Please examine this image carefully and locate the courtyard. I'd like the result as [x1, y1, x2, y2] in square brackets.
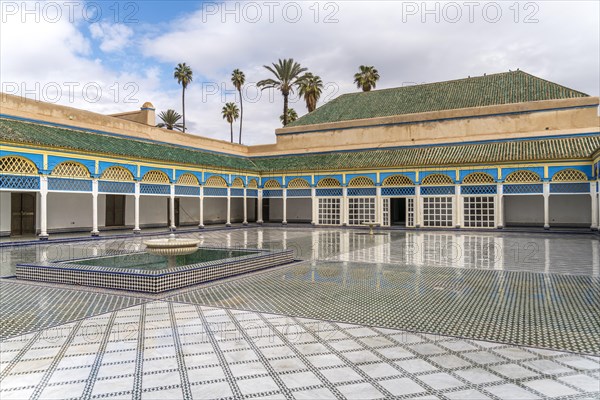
[0, 227, 598, 399]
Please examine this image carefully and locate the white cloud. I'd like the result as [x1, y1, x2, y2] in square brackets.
[1, 1, 598, 146]
[89, 22, 134, 53]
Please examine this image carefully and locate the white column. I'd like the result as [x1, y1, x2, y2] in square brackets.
[311, 187, 317, 225]
[415, 186, 421, 228]
[226, 187, 231, 227]
[342, 186, 348, 226]
[376, 186, 382, 223]
[496, 183, 504, 229]
[169, 184, 176, 231]
[282, 188, 288, 225]
[199, 187, 204, 228]
[257, 189, 263, 224]
[243, 188, 248, 226]
[91, 179, 99, 236]
[591, 182, 598, 230]
[39, 175, 48, 240]
[454, 185, 461, 228]
[133, 182, 141, 233]
[543, 181, 550, 230]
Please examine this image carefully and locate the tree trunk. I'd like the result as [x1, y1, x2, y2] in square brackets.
[283, 94, 289, 126]
[238, 88, 243, 144]
[182, 87, 186, 133]
[230, 122, 233, 143]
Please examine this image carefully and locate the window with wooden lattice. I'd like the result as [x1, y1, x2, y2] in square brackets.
[100, 166, 134, 181]
[382, 175, 414, 186]
[347, 176, 375, 187]
[421, 174, 454, 185]
[51, 161, 90, 178]
[0, 156, 38, 175]
[177, 173, 199, 186]
[248, 179, 258, 188]
[204, 176, 227, 187]
[504, 170, 541, 183]
[142, 170, 170, 183]
[263, 180, 281, 188]
[287, 178, 310, 188]
[551, 169, 587, 182]
[231, 177, 245, 187]
[462, 172, 495, 184]
[317, 178, 341, 187]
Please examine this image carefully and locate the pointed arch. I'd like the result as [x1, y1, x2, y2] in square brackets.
[231, 177, 245, 187]
[247, 179, 258, 189]
[0, 156, 38, 175]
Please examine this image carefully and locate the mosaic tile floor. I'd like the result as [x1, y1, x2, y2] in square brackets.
[1, 301, 599, 400]
[1, 228, 599, 398]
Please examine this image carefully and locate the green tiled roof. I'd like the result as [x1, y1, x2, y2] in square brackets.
[253, 135, 600, 172]
[1, 118, 598, 174]
[288, 70, 589, 127]
[0, 119, 259, 171]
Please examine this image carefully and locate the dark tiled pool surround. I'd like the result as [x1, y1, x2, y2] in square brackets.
[15, 247, 295, 293]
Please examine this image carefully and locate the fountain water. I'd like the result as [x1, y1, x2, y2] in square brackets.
[143, 234, 200, 267]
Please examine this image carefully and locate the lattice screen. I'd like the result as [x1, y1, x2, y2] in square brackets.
[0, 156, 38, 175]
[204, 175, 227, 187]
[101, 166, 134, 181]
[142, 170, 170, 183]
[317, 178, 341, 187]
[287, 178, 310, 188]
[504, 170, 541, 183]
[231, 177, 245, 187]
[462, 172, 495, 184]
[263, 179, 281, 188]
[421, 174, 454, 185]
[51, 162, 90, 178]
[247, 179, 258, 188]
[382, 175, 414, 186]
[177, 173, 199, 186]
[551, 169, 587, 182]
[347, 176, 375, 187]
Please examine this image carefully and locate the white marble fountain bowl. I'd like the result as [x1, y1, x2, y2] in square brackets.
[144, 234, 200, 257]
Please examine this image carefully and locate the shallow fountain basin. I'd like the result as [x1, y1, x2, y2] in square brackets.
[16, 247, 295, 293]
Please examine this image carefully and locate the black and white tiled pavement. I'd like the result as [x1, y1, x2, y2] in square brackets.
[1, 228, 599, 399]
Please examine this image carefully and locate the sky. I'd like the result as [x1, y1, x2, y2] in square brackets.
[1, 0, 599, 145]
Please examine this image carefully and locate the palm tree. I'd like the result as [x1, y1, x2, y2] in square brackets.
[156, 109, 184, 131]
[222, 102, 239, 143]
[354, 65, 380, 92]
[257, 58, 307, 126]
[174, 63, 193, 132]
[298, 73, 323, 112]
[280, 108, 298, 125]
[231, 69, 245, 144]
